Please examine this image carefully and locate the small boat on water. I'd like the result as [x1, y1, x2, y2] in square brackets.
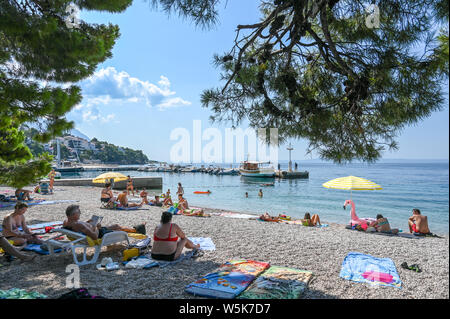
[239, 161, 275, 177]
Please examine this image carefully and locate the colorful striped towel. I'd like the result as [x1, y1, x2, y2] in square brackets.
[339, 252, 402, 289]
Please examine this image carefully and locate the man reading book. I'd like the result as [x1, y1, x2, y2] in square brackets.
[63, 205, 141, 240]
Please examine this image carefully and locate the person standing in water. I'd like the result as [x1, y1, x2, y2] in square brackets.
[258, 189, 263, 198]
[177, 183, 184, 196]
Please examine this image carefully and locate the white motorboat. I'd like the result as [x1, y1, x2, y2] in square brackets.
[239, 161, 275, 177]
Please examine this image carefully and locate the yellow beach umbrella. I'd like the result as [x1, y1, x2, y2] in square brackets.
[92, 172, 128, 184]
[322, 175, 382, 198]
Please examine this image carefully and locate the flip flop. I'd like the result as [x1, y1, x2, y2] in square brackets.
[192, 249, 204, 258]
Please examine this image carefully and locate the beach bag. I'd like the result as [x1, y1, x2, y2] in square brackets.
[58, 288, 106, 299]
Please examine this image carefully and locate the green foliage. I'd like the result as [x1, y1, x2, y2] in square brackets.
[164, 0, 449, 163]
[0, 0, 131, 188]
[88, 140, 149, 164]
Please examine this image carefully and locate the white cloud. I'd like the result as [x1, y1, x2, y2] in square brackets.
[80, 67, 191, 109]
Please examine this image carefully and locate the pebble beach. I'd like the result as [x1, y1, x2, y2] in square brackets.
[0, 186, 448, 299]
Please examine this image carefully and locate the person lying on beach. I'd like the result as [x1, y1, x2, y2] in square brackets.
[163, 189, 173, 206]
[151, 211, 200, 262]
[408, 209, 431, 235]
[259, 212, 279, 222]
[63, 204, 143, 240]
[126, 175, 135, 196]
[101, 183, 115, 208]
[140, 188, 149, 205]
[2, 202, 43, 246]
[117, 190, 143, 208]
[177, 194, 209, 216]
[301, 212, 321, 227]
[150, 195, 162, 207]
[14, 188, 32, 201]
[0, 234, 36, 262]
[370, 214, 399, 234]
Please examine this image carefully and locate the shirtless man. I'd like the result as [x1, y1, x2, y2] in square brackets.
[117, 190, 143, 208]
[408, 209, 431, 235]
[140, 188, 149, 205]
[63, 205, 129, 240]
[150, 195, 162, 207]
[2, 202, 42, 245]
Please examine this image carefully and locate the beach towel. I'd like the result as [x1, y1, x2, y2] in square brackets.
[22, 244, 62, 255]
[124, 250, 197, 269]
[219, 212, 257, 219]
[0, 221, 63, 234]
[238, 266, 314, 299]
[185, 259, 270, 299]
[339, 252, 402, 289]
[188, 237, 216, 251]
[281, 220, 329, 228]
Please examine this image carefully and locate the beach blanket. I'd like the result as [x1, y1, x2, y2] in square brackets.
[0, 288, 47, 299]
[188, 237, 216, 251]
[339, 252, 402, 289]
[0, 199, 77, 209]
[280, 220, 329, 228]
[22, 244, 62, 255]
[185, 259, 270, 299]
[238, 266, 314, 299]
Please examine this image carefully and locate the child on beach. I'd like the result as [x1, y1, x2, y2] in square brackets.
[140, 188, 149, 205]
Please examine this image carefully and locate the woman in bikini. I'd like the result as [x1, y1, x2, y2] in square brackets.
[101, 183, 115, 208]
[126, 176, 135, 196]
[163, 189, 173, 207]
[151, 211, 200, 261]
[370, 214, 399, 234]
[2, 202, 42, 246]
[301, 212, 321, 226]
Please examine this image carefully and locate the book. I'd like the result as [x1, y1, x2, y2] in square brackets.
[89, 215, 103, 227]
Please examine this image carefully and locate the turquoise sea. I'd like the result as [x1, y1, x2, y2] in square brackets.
[63, 160, 449, 234]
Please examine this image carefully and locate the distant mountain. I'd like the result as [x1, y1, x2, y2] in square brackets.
[69, 129, 90, 141]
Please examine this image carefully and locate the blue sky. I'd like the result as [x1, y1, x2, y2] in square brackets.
[67, 0, 449, 162]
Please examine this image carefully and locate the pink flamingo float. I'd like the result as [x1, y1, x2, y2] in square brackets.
[343, 200, 376, 228]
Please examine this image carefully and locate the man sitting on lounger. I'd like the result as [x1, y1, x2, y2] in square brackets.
[370, 214, 399, 234]
[117, 190, 143, 208]
[408, 209, 431, 235]
[15, 188, 32, 201]
[63, 205, 139, 240]
[2, 202, 43, 246]
[177, 194, 209, 216]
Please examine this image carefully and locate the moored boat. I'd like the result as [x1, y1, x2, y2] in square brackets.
[239, 161, 275, 177]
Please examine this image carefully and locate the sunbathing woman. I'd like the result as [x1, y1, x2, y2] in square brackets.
[101, 183, 115, 208]
[370, 214, 399, 234]
[0, 234, 36, 262]
[151, 211, 200, 261]
[259, 212, 279, 222]
[177, 194, 209, 216]
[14, 188, 32, 201]
[163, 189, 173, 207]
[2, 202, 43, 246]
[301, 212, 321, 226]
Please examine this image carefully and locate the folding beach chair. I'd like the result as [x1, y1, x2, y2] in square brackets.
[43, 228, 129, 266]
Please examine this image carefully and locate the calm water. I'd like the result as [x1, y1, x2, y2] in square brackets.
[63, 161, 449, 234]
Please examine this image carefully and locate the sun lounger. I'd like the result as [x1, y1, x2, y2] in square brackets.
[43, 228, 129, 266]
